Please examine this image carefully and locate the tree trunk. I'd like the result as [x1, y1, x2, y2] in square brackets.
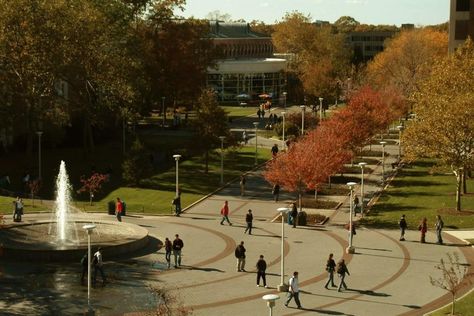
[454, 169, 462, 211]
[89, 193, 93, 206]
[328, 176, 331, 189]
[451, 293, 455, 316]
[298, 192, 302, 212]
[462, 168, 467, 194]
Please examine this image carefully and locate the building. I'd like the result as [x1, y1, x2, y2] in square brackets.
[347, 31, 396, 63]
[206, 22, 287, 103]
[449, 0, 474, 52]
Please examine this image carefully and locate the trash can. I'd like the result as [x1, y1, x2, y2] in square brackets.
[297, 211, 307, 226]
[287, 213, 293, 225]
[108, 201, 115, 215]
[122, 201, 127, 216]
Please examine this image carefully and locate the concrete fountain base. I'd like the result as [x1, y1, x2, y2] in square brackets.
[0, 220, 149, 262]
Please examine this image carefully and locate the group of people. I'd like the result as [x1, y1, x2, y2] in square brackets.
[324, 254, 350, 292]
[399, 214, 444, 244]
[163, 234, 184, 268]
[12, 197, 24, 222]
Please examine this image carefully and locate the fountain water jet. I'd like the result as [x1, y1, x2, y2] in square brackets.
[55, 160, 71, 241]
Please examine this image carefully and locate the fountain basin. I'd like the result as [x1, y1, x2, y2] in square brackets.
[0, 220, 149, 262]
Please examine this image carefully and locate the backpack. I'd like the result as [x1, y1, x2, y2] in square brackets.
[337, 264, 345, 274]
[234, 247, 241, 258]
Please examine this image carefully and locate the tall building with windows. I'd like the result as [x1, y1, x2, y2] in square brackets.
[449, 0, 474, 52]
[347, 31, 396, 63]
[207, 21, 287, 103]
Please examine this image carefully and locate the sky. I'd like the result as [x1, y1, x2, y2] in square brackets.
[178, 0, 450, 26]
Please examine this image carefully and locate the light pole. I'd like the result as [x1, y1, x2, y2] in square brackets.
[380, 141, 387, 180]
[219, 136, 225, 185]
[253, 122, 259, 165]
[282, 92, 287, 109]
[281, 111, 286, 151]
[83, 224, 96, 315]
[262, 294, 280, 316]
[173, 154, 181, 196]
[397, 125, 404, 159]
[36, 131, 43, 180]
[319, 97, 324, 121]
[300, 105, 306, 135]
[358, 162, 367, 217]
[277, 207, 290, 292]
[346, 182, 356, 254]
[161, 97, 166, 127]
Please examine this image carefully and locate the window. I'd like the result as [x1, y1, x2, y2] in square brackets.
[455, 20, 469, 40]
[456, 0, 470, 11]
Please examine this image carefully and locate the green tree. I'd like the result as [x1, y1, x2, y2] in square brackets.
[333, 16, 360, 33]
[122, 138, 153, 186]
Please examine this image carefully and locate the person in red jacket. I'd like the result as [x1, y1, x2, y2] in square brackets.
[115, 197, 123, 222]
[220, 200, 232, 225]
[419, 217, 428, 243]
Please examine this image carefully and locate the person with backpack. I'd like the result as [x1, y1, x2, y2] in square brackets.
[324, 253, 336, 289]
[399, 214, 407, 241]
[164, 237, 172, 268]
[235, 241, 246, 272]
[285, 271, 302, 309]
[256, 255, 267, 288]
[435, 215, 444, 244]
[93, 247, 106, 286]
[336, 259, 350, 292]
[244, 209, 253, 235]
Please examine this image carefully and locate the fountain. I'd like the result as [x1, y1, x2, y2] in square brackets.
[0, 161, 149, 262]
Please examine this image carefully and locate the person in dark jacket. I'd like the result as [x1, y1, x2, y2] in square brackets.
[272, 184, 280, 202]
[256, 255, 267, 288]
[235, 241, 246, 272]
[290, 203, 298, 228]
[164, 237, 172, 268]
[244, 209, 253, 235]
[336, 259, 350, 292]
[324, 253, 336, 289]
[172, 234, 184, 268]
[399, 214, 407, 241]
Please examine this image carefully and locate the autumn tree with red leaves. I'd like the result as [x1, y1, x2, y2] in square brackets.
[78, 173, 108, 205]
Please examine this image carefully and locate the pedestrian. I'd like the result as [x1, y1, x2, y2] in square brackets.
[93, 247, 106, 285]
[353, 195, 359, 214]
[256, 255, 267, 288]
[235, 241, 246, 272]
[242, 130, 248, 145]
[244, 209, 253, 234]
[324, 253, 337, 289]
[12, 199, 21, 222]
[240, 175, 246, 196]
[290, 202, 298, 228]
[172, 192, 181, 216]
[399, 214, 407, 241]
[220, 200, 232, 225]
[257, 109, 261, 119]
[271, 144, 279, 158]
[172, 234, 184, 268]
[115, 197, 123, 222]
[336, 259, 350, 292]
[272, 183, 280, 202]
[164, 237, 172, 268]
[435, 215, 444, 244]
[80, 252, 88, 285]
[285, 271, 302, 309]
[418, 217, 428, 243]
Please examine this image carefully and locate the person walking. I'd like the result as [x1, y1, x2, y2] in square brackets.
[256, 255, 267, 288]
[93, 247, 106, 286]
[115, 197, 123, 222]
[240, 175, 246, 196]
[80, 252, 88, 285]
[272, 183, 280, 202]
[324, 253, 337, 289]
[242, 130, 248, 145]
[172, 192, 181, 216]
[244, 209, 253, 234]
[271, 144, 279, 159]
[336, 259, 350, 292]
[172, 234, 184, 268]
[399, 214, 407, 241]
[220, 200, 232, 225]
[285, 271, 302, 309]
[418, 217, 428, 243]
[164, 237, 172, 268]
[290, 203, 298, 228]
[235, 241, 246, 272]
[435, 215, 444, 244]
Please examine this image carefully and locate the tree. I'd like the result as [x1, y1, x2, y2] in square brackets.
[77, 173, 108, 205]
[333, 16, 360, 33]
[192, 89, 230, 173]
[403, 40, 474, 211]
[430, 252, 470, 316]
[122, 138, 153, 186]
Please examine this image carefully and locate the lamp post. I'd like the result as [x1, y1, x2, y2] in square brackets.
[358, 162, 367, 217]
[277, 207, 290, 292]
[346, 182, 356, 254]
[173, 154, 181, 196]
[219, 136, 225, 185]
[253, 122, 259, 165]
[83, 224, 96, 315]
[281, 111, 286, 151]
[300, 105, 306, 135]
[262, 294, 280, 316]
[282, 91, 287, 109]
[36, 131, 43, 180]
[161, 97, 166, 127]
[380, 141, 387, 180]
[397, 125, 404, 159]
[319, 97, 324, 121]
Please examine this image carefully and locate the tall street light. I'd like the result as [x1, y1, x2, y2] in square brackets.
[358, 162, 367, 217]
[300, 105, 306, 135]
[36, 131, 43, 180]
[173, 154, 181, 196]
[262, 294, 280, 316]
[281, 111, 286, 151]
[253, 122, 259, 165]
[161, 97, 166, 127]
[397, 125, 404, 160]
[380, 141, 387, 180]
[219, 136, 225, 185]
[346, 182, 356, 254]
[277, 207, 290, 292]
[83, 224, 96, 315]
[319, 97, 324, 121]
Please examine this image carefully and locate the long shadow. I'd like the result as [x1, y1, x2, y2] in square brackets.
[347, 288, 391, 297]
[188, 266, 225, 273]
[391, 179, 444, 187]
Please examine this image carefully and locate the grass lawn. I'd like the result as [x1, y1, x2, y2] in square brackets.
[361, 159, 474, 229]
[428, 290, 474, 316]
[221, 105, 257, 120]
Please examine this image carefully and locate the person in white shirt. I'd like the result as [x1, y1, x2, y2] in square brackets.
[93, 247, 106, 285]
[285, 271, 302, 309]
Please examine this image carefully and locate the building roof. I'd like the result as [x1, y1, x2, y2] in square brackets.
[208, 21, 270, 39]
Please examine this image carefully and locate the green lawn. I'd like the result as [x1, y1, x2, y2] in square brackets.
[221, 105, 257, 120]
[428, 290, 474, 316]
[361, 159, 474, 229]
